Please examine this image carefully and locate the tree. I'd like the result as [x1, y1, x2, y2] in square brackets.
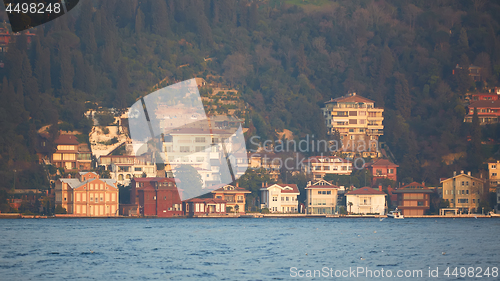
[151, 0, 170, 36]
[54, 205, 67, 214]
[467, 108, 483, 172]
[348, 201, 353, 214]
[173, 165, 203, 200]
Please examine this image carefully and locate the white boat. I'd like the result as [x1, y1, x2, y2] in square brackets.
[387, 209, 404, 219]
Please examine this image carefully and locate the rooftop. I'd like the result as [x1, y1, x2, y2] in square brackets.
[346, 186, 386, 195]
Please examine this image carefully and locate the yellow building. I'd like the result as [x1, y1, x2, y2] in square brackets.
[322, 93, 383, 156]
[488, 161, 500, 187]
[211, 183, 251, 213]
[440, 171, 486, 214]
[305, 179, 339, 214]
[55, 172, 119, 216]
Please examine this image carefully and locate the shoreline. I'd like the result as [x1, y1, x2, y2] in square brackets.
[0, 213, 497, 219]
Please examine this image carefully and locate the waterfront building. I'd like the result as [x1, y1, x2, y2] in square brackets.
[440, 171, 486, 214]
[488, 161, 500, 187]
[345, 186, 386, 215]
[55, 172, 118, 216]
[211, 183, 251, 213]
[393, 182, 433, 216]
[183, 198, 227, 217]
[130, 177, 183, 217]
[305, 179, 338, 215]
[260, 183, 300, 213]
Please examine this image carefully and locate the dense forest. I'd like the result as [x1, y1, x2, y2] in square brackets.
[1, 0, 500, 202]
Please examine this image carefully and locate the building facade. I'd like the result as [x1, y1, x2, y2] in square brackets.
[260, 183, 300, 213]
[305, 179, 339, 215]
[55, 172, 119, 216]
[440, 171, 486, 214]
[183, 198, 227, 217]
[488, 161, 500, 187]
[211, 183, 250, 213]
[366, 159, 399, 185]
[99, 155, 157, 186]
[130, 177, 183, 217]
[393, 182, 433, 216]
[345, 187, 386, 215]
[322, 93, 384, 156]
[464, 100, 500, 124]
[51, 134, 80, 171]
[302, 156, 352, 180]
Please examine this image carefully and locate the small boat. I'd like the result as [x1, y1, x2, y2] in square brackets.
[387, 209, 404, 219]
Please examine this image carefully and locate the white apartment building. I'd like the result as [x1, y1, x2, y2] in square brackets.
[322, 93, 383, 155]
[98, 155, 157, 186]
[260, 183, 300, 213]
[302, 156, 352, 180]
[305, 179, 339, 214]
[488, 161, 500, 187]
[345, 186, 386, 215]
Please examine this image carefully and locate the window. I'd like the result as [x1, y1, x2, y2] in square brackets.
[318, 191, 322, 195]
[135, 167, 142, 172]
[376, 169, 382, 175]
[315, 166, 321, 171]
[272, 197, 277, 202]
[286, 197, 289, 201]
[327, 191, 331, 195]
[281, 197, 284, 201]
[466, 181, 469, 186]
[417, 201, 424, 206]
[195, 146, 205, 152]
[461, 181, 464, 186]
[323, 166, 330, 170]
[388, 169, 394, 174]
[195, 137, 206, 143]
[180, 146, 190, 152]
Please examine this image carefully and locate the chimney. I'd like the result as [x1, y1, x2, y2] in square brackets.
[68, 174, 71, 178]
[421, 182, 425, 187]
[460, 170, 464, 174]
[236, 182, 239, 187]
[378, 185, 382, 191]
[453, 171, 457, 177]
[468, 171, 471, 176]
[262, 182, 264, 188]
[352, 92, 356, 96]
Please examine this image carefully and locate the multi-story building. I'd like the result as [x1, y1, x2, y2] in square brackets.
[51, 134, 80, 171]
[464, 100, 500, 124]
[98, 155, 157, 186]
[247, 153, 282, 180]
[440, 171, 486, 214]
[302, 156, 352, 180]
[0, 26, 35, 53]
[130, 177, 183, 217]
[77, 143, 92, 171]
[393, 182, 433, 216]
[488, 161, 500, 187]
[345, 186, 386, 215]
[305, 179, 339, 215]
[211, 183, 251, 213]
[366, 159, 399, 185]
[469, 88, 500, 102]
[55, 172, 119, 216]
[322, 92, 383, 156]
[260, 183, 300, 213]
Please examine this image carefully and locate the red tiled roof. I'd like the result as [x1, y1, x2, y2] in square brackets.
[325, 95, 375, 104]
[132, 177, 179, 183]
[468, 100, 500, 108]
[367, 159, 398, 167]
[346, 186, 386, 195]
[55, 134, 79, 145]
[393, 182, 434, 193]
[183, 198, 227, 203]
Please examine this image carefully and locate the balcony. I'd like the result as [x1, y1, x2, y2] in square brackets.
[237, 200, 244, 203]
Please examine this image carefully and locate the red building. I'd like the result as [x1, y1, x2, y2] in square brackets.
[366, 159, 398, 185]
[131, 178, 183, 217]
[183, 198, 227, 217]
[465, 100, 500, 124]
[393, 182, 434, 216]
[0, 27, 35, 53]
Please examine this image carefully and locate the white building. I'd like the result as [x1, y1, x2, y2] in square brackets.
[98, 155, 157, 186]
[345, 186, 386, 215]
[302, 156, 352, 180]
[488, 161, 500, 187]
[305, 179, 339, 215]
[260, 183, 300, 213]
[322, 92, 383, 157]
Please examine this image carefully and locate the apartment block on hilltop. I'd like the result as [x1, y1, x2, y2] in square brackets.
[55, 172, 118, 216]
[305, 179, 339, 215]
[322, 93, 383, 157]
[440, 171, 486, 214]
[302, 156, 352, 180]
